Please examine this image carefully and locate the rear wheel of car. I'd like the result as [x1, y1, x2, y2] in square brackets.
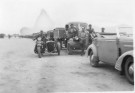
[67, 43, 72, 55]
[89, 50, 99, 67]
[124, 57, 134, 85]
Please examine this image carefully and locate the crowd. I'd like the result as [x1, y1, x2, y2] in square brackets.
[66, 24, 96, 55]
[33, 23, 97, 55]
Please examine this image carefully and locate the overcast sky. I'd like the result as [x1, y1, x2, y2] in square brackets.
[0, 0, 133, 34]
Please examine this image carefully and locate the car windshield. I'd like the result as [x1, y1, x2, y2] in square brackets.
[118, 27, 133, 37]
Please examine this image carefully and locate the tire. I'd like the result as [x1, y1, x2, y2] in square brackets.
[89, 50, 99, 67]
[124, 57, 134, 84]
[34, 45, 38, 53]
[37, 46, 42, 58]
[67, 43, 72, 55]
[57, 42, 61, 55]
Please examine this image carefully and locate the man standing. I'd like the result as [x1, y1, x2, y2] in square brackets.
[79, 27, 86, 56]
[87, 24, 93, 33]
[68, 24, 78, 38]
[87, 24, 95, 44]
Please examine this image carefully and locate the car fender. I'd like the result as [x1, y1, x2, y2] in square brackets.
[115, 50, 133, 71]
[85, 44, 98, 57]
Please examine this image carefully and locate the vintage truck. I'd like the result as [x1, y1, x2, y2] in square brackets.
[85, 27, 134, 84]
[47, 30, 54, 40]
[53, 28, 66, 49]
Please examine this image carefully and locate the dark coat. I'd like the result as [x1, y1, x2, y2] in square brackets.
[34, 34, 47, 43]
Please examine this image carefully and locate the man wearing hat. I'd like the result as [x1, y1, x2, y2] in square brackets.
[79, 27, 87, 55]
[68, 24, 78, 38]
[33, 30, 47, 53]
[87, 24, 95, 45]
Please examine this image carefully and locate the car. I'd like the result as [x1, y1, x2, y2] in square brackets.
[85, 26, 134, 84]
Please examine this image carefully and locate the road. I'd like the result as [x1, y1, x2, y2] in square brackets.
[0, 38, 134, 93]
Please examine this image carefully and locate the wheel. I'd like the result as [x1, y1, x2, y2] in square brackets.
[89, 50, 99, 67]
[34, 45, 37, 53]
[124, 57, 134, 84]
[57, 42, 61, 55]
[37, 46, 42, 58]
[67, 43, 72, 55]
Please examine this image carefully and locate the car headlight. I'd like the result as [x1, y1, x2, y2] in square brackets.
[37, 37, 42, 40]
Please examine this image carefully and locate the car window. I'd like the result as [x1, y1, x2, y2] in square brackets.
[97, 26, 133, 38]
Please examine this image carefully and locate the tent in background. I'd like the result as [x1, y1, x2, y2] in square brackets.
[20, 9, 54, 35]
[34, 9, 54, 33]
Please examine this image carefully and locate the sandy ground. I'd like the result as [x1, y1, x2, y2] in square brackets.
[0, 38, 134, 93]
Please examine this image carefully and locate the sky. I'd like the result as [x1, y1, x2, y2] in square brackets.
[0, 0, 133, 34]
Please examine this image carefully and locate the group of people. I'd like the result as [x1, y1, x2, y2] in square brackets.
[66, 24, 96, 55]
[33, 23, 96, 55]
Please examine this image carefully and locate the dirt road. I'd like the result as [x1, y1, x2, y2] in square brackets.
[0, 38, 134, 93]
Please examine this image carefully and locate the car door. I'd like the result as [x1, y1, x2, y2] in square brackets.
[119, 37, 133, 54]
[97, 36, 119, 65]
